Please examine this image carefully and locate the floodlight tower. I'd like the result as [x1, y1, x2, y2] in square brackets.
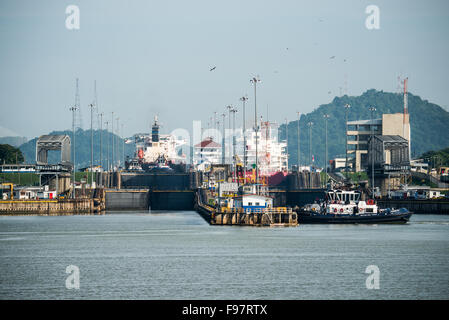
[250, 76, 261, 190]
[240, 96, 248, 183]
[69, 105, 78, 199]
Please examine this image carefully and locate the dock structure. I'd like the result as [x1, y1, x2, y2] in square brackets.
[195, 192, 298, 227]
[0, 198, 104, 215]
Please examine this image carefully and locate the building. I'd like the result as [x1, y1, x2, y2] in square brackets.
[368, 135, 410, 173]
[193, 137, 222, 171]
[347, 113, 410, 172]
[367, 135, 410, 195]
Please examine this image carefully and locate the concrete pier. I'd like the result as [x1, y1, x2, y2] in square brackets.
[0, 198, 103, 215]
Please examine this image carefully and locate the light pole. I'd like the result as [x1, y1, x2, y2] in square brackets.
[99, 113, 103, 171]
[231, 107, 238, 182]
[250, 76, 261, 190]
[111, 111, 114, 171]
[116, 117, 120, 168]
[297, 112, 301, 170]
[89, 103, 95, 187]
[121, 123, 124, 168]
[226, 105, 233, 165]
[369, 106, 376, 199]
[344, 104, 351, 177]
[308, 121, 314, 188]
[221, 113, 226, 165]
[285, 118, 289, 170]
[323, 114, 330, 187]
[240, 96, 248, 184]
[105, 121, 109, 172]
[69, 105, 78, 199]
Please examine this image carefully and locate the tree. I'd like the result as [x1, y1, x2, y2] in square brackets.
[0, 144, 24, 164]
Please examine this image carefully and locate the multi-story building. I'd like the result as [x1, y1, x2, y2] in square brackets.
[193, 137, 222, 171]
[347, 113, 410, 172]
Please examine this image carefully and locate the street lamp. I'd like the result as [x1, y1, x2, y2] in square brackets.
[105, 120, 110, 172]
[121, 122, 124, 169]
[116, 117, 120, 168]
[344, 104, 351, 177]
[323, 114, 330, 187]
[240, 96, 248, 184]
[231, 107, 238, 182]
[69, 105, 78, 199]
[99, 112, 104, 172]
[285, 118, 289, 170]
[111, 111, 114, 171]
[297, 112, 301, 170]
[250, 76, 261, 189]
[221, 113, 226, 165]
[308, 121, 314, 188]
[89, 103, 95, 187]
[226, 105, 233, 165]
[369, 106, 376, 199]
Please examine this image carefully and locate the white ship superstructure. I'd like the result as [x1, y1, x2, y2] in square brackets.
[133, 116, 187, 165]
[235, 121, 288, 175]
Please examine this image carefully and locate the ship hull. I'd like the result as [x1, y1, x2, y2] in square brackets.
[296, 208, 412, 224]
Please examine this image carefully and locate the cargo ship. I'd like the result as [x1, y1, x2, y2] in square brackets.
[125, 116, 187, 173]
[296, 189, 412, 224]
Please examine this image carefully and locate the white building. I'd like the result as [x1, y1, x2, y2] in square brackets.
[194, 137, 222, 171]
[233, 194, 273, 211]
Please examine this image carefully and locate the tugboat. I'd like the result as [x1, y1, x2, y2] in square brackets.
[297, 189, 412, 224]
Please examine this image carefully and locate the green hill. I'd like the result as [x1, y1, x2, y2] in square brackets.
[19, 129, 135, 169]
[280, 89, 449, 168]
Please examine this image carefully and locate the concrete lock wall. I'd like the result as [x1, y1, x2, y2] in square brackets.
[120, 173, 193, 190]
[150, 191, 195, 210]
[105, 190, 150, 210]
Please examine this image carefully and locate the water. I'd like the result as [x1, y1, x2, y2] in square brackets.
[0, 211, 448, 300]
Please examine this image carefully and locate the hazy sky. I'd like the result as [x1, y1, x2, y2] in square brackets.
[1, 0, 448, 139]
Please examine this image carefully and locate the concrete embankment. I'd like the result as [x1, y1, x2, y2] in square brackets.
[378, 199, 449, 214]
[0, 198, 102, 215]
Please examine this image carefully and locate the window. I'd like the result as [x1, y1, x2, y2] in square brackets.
[248, 202, 252, 206]
[255, 202, 260, 206]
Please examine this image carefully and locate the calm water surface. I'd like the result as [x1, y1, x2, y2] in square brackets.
[1, 211, 448, 299]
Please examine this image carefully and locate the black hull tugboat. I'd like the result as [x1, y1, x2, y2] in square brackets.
[296, 190, 412, 224]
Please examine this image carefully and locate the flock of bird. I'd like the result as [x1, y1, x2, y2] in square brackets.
[208, 17, 348, 97]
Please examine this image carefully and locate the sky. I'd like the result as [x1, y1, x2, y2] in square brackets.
[0, 0, 448, 139]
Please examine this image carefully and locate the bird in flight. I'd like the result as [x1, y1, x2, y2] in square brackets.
[210, 66, 216, 71]
[329, 56, 335, 59]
